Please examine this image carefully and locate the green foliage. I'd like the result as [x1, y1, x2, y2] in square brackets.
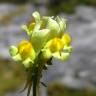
[0, 0, 27, 4]
[48, 0, 79, 15]
[48, 0, 96, 15]
[0, 0, 96, 14]
[83, 0, 96, 6]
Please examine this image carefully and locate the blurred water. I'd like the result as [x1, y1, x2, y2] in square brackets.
[0, 4, 96, 95]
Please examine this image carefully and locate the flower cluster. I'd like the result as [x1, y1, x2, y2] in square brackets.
[9, 11, 72, 96]
[9, 11, 72, 68]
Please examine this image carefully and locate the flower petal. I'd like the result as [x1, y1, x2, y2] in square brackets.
[22, 58, 33, 68]
[41, 49, 52, 60]
[32, 11, 40, 23]
[32, 11, 41, 32]
[12, 54, 22, 61]
[21, 25, 30, 35]
[63, 45, 72, 53]
[52, 52, 61, 59]
[31, 29, 50, 54]
[9, 46, 18, 56]
[18, 40, 36, 60]
[61, 33, 72, 45]
[60, 52, 70, 61]
[46, 18, 60, 39]
[52, 52, 70, 61]
[56, 16, 67, 36]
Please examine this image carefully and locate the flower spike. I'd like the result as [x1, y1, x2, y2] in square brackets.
[9, 11, 72, 96]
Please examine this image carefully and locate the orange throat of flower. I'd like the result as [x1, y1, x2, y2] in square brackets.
[49, 37, 64, 53]
[18, 40, 33, 59]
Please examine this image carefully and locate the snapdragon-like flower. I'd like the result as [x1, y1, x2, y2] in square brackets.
[9, 40, 36, 68]
[9, 11, 72, 96]
[42, 33, 72, 62]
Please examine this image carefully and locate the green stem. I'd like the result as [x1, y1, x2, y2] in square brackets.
[33, 68, 38, 96]
[33, 80, 36, 96]
[32, 52, 43, 96]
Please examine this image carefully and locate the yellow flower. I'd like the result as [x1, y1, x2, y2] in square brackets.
[9, 40, 36, 68]
[61, 33, 71, 45]
[42, 33, 72, 61]
[9, 11, 72, 68]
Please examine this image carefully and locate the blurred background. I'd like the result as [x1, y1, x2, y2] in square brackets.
[0, 0, 96, 96]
